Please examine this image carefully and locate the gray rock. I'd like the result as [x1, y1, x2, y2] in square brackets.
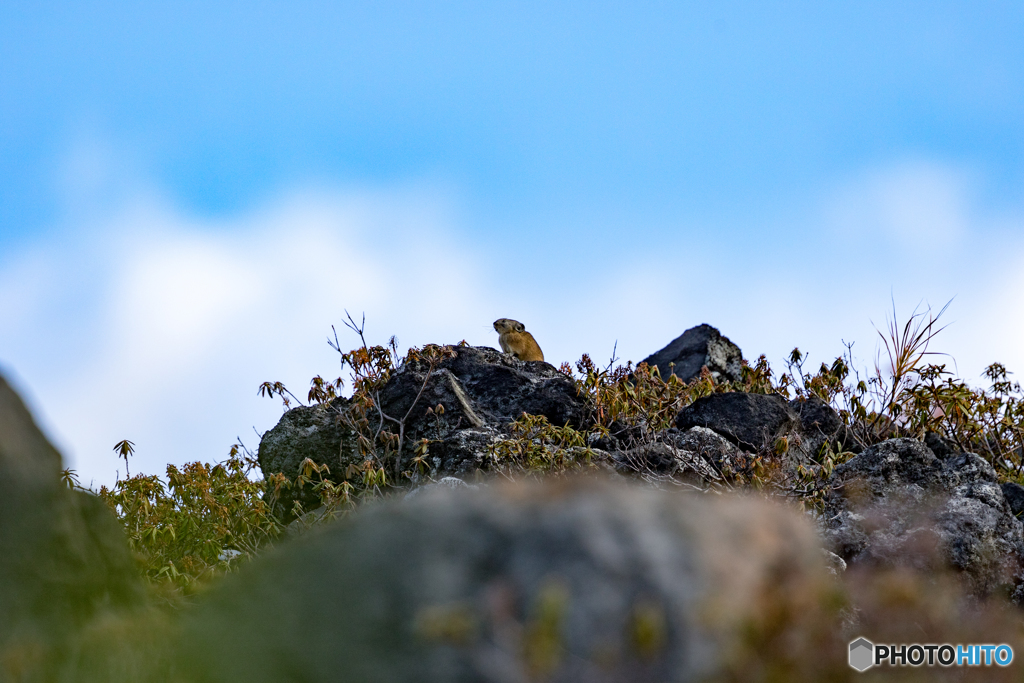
[425, 427, 503, 475]
[829, 438, 949, 495]
[257, 397, 358, 515]
[610, 427, 739, 485]
[176, 478, 834, 683]
[612, 442, 680, 475]
[639, 324, 743, 383]
[822, 438, 1024, 600]
[0, 372, 141, 657]
[670, 426, 742, 464]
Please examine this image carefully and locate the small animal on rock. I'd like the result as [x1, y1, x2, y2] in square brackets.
[493, 318, 545, 362]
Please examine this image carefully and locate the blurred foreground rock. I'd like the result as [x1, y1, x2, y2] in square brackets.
[0, 371, 141, 678]
[177, 478, 841, 683]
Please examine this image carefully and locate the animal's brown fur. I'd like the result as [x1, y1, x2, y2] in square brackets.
[493, 318, 544, 362]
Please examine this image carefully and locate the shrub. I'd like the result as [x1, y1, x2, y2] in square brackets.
[96, 444, 281, 597]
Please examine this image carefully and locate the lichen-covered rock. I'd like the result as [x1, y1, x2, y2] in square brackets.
[256, 397, 358, 514]
[176, 478, 841, 683]
[423, 427, 502, 475]
[672, 425, 742, 471]
[639, 324, 744, 383]
[829, 438, 949, 496]
[822, 438, 1024, 600]
[0, 372, 141, 669]
[613, 427, 736, 485]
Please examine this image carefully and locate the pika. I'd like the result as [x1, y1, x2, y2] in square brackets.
[493, 318, 545, 362]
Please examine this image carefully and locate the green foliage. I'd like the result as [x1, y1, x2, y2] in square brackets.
[570, 353, 697, 433]
[489, 413, 595, 474]
[97, 445, 281, 596]
[778, 302, 1024, 482]
[113, 439, 135, 476]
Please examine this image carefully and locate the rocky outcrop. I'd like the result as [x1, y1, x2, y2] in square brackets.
[0, 372, 141, 673]
[640, 324, 743, 383]
[823, 438, 1024, 600]
[378, 345, 587, 432]
[176, 478, 840, 683]
[258, 346, 589, 502]
[789, 395, 855, 458]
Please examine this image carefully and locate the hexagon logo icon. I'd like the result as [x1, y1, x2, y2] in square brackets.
[849, 637, 874, 671]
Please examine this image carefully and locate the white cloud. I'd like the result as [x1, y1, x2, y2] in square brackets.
[826, 160, 973, 254]
[0, 188, 502, 487]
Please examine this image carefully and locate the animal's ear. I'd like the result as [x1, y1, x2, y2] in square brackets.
[516, 322, 525, 332]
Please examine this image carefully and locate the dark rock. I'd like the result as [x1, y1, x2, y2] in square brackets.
[789, 396, 853, 460]
[589, 420, 645, 451]
[675, 392, 798, 452]
[1001, 482, 1024, 519]
[612, 438, 724, 486]
[176, 478, 836, 683]
[381, 345, 588, 432]
[924, 430, 958, 459]
[613, 442, 680, 475]
[640, 324, 743, 383]
[671, 426, 742, 466]
[0, 372, 141, 658]
[259, 346, 590, 495]
[670, 426, 745, 480]
[823, 438, 1024, 600]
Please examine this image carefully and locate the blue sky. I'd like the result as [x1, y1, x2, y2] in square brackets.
[2, 2, 1023, 485]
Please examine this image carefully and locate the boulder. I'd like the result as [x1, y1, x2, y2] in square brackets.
[257, 397, 358, 514]
[924, 430, 958, 459]
[639, 324, 743, 383]
[788, 396, 854, 459]
[822, 438, 1024, 600]
[675, 392, 798, 453]
[176, 477, 840, 683]
[0, 372, 141, 671]
[671, 392, 854, 467]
